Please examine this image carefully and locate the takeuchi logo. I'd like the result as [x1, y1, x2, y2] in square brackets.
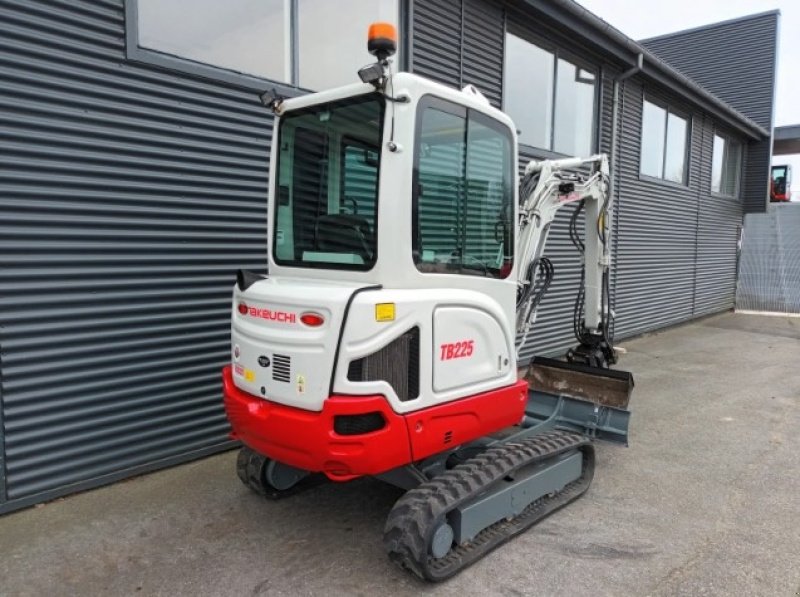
[248, 306, 296, 323]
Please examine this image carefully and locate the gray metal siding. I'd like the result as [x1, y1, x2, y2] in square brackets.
[462, 0, 504, 108]
[410, 0, 505, 110]
[641, 12, 779, 213]
[410, 0, 462, 87]
[695, 120, 743, 316]
[612, 80, 743, 337]
[0, 0, 271, 512]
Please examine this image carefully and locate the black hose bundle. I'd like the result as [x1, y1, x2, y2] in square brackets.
[568, 200, 593, 346]
[519, 257, 554, 315]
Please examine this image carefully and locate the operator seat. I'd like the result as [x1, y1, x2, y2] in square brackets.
[314, 214, 374, 263]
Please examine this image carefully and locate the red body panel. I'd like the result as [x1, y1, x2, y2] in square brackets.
[222, 366, 527, 480]
[404, 380, 529, 461]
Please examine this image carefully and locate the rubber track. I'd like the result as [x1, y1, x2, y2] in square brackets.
[383, 429, 595, 581]
[236, 447, 324, 500]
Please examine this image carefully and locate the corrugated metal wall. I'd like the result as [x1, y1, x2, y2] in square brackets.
[641, 11, 779, 213]
[0, 0, 272, 513]
[612, 80, 743, 337]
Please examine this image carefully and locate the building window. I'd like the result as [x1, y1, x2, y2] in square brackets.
[413, 98, 514, 279]
[711, 133, 742, 196]
[135, 0, 399, 90]
[639, 99, 689, 184]
[503, 33, 596, 156]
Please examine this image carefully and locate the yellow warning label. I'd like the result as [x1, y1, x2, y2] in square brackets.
[244, 369, 255, 382]
[375, 303, 395, 322]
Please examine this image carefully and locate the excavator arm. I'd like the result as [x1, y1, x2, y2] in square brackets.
[515, 154, 616, 368]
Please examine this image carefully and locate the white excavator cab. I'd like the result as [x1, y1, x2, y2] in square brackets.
[232, 73, 523, 415]
[224, 22, 633, 582]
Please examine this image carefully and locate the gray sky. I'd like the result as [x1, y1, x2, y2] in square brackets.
[576, 0, 800, 197]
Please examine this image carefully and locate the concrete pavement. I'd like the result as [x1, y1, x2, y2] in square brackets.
[1, 312, 799, 596]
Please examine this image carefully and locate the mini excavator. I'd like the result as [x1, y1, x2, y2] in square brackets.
[223, 23, 633, 581]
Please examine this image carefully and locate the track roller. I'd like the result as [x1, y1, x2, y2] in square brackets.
[236, 446, 321, 499]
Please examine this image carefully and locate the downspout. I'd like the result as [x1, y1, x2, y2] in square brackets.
[607, 53, 642, 340]
[609, 53, 643, 210]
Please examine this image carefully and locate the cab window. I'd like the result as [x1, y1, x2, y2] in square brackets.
[273, 93, 384, 270]
[413, 97, 514, 278]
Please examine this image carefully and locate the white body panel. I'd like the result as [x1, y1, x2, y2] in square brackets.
[332, 288, 516, 413]
[231, 277, 368, 410]
[432, 307, 510, 393]
[232, 282, 517, 413]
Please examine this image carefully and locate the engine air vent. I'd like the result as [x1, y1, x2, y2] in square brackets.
[272, 354, 291, 383]
[347, 327, 419, 401]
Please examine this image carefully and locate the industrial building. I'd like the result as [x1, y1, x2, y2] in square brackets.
[0, 0, 779, 513]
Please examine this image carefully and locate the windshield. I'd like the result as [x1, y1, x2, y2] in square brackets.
[272, 94, 385, 270]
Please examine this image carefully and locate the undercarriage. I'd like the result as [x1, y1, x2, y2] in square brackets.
[230, 362, 631, 581]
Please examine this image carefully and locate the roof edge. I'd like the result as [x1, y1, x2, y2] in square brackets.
[639, 9, 781, 44]
[522, 0, 770, 140]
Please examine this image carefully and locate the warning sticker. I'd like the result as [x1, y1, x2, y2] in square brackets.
[375, 303, 395, 322]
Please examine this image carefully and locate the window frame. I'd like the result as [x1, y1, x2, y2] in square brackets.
[638, 94, 691, 187]
[412, 94, 515, 279]
[502, 27, 600, 157]
[710, 130, 743, 198]
[124, 0, 407, 96]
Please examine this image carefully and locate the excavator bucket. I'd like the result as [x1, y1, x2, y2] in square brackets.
[524, 356, 634, 409]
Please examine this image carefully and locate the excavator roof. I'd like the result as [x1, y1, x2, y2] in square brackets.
[278, 71, 514, 133]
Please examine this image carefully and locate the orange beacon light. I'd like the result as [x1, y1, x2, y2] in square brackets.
[367, 22, 397, 60]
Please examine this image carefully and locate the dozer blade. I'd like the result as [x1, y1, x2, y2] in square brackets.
[523, 390, 630, 445]
[524, 355, 634, 409]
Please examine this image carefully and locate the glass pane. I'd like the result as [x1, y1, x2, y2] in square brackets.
[711, 134, 725, 193]
[415, 107, 512, 278]
[342, 144, 379, 222]
[274, 94, 384, 270]
[664, 112, 688, 183]
[138, 0, 288, 82]
[640, 100, 666, 178]
[503, 34, 554, 149]
[416, 108, 466, 267]
[553, 60, 596, 156]
[298, 0, 399, 90]
[722, 139, 742, 195]
[464, 117, 513, 274]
